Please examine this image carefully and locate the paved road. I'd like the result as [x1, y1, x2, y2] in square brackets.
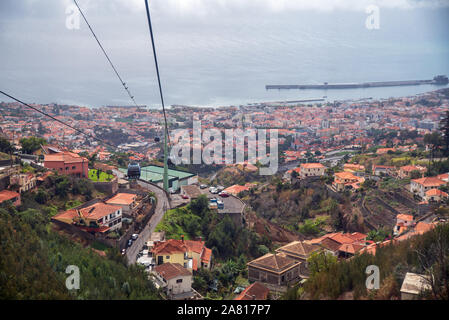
[199, 189, 245, 214]
[126, 182, 170, 264]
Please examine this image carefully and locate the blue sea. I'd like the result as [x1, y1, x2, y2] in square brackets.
[0, 4, 448, 108]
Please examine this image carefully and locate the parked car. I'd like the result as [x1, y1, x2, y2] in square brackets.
[132, 233, 139, 240]
[210, 188, 219, 194]
[217, 186, 225, 192]
[217, 200, 224, 209]
[169, 188, 176, 194]
[121, 249, 126, 255]
[181, 194, 189, 199]
[200, 184, 208, 189]
[127, 239, 133, 247]
[209, 186, 216, 193]
[219, 191, 230, 197]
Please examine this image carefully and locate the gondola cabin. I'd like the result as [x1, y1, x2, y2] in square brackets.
[127, 163, 141, 180]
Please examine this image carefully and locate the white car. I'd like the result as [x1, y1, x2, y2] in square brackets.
[132, 233, 139, 240]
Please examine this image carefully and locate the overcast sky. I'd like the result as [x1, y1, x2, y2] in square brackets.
[1, 0, 449, 107]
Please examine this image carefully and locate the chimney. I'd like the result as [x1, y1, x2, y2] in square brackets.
[181, 235, 184, 242]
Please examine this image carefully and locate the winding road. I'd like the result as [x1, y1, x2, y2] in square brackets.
[125, 181, 170, 264]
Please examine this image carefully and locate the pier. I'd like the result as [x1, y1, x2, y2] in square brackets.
[266, 75, 449, 90]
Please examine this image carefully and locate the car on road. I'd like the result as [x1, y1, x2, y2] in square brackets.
[127, 239, 133, 247]
[132, 233, 139, 241]
[200, 184, 208, 189]
[121, 249, 126, 255]
[219, 191, 229, 197]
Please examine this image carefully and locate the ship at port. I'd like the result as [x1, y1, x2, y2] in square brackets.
[266, 75, 449, 90]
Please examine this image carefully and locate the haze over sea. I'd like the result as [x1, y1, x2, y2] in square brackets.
[0, 0, 448, 108]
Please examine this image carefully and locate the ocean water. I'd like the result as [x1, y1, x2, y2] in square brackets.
[0, 5, 448, 108]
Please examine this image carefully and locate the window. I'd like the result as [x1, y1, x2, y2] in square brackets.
[72, 166, 76, 170]
[166, 256, 170, 259]
[176, 279, 183, 284]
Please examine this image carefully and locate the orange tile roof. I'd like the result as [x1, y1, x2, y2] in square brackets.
[328, 233, 355, 244]
[44, 151, 87, 164]
[201, 247, 212, 264]
[397, 214, 414, 222]
[412, 177, 446, 187]
[224, 185, 249, 195]
[79, 202, 121, 220]
[400, 165, 426, 172]
[348, 232, 368, 242]
[338, 243, 365, 254]
[106, 193, 136, 205]
[53, 209, 79, 224]
[414, 222, 435, 235]
[301, 163, 325, 169]
[184, 240, 205, 254]
[152, 239, 187, 255]
[0, 190, 20, 203]
[335, 171, 358, 180]
[234, 282, 269, 300]
[425, 188, 448, 197]
[154, 263, 191, 280]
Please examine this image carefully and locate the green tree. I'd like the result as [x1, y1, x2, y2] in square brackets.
[19, 137, 46, 154]
[307, 251, 338, 276]
[34, 189, 49, 204]
[0, 137, 13, 153]
[424, 131, 443, 161]
[439, 110, 449, 156]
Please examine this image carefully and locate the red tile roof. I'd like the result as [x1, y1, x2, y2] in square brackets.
[234, 282, 269, 300]
[154, 263, 191, 280]
[106, 193, 136, 205]
[301, 163, 325, 169]
[79, 202, 121, 220]
[412, 177, 446, 187]
[44, 151, 87, 164]
[152, 239, 187, 255]
[0, 190, 20, 203]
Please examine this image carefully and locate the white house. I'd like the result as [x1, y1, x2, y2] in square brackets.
[400, 272, 432, 300]
[410, 177, 446, 198]
[299, 163, 326, 178]
[152, 263, 194, 300]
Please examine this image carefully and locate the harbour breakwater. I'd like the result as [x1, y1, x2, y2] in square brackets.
[266, 75, 449, 90]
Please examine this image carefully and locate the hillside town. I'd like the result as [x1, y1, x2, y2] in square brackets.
[1, 87, 449, 301]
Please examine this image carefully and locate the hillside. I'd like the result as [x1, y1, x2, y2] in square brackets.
[292, 223, 449, 300]
[0, 203, 159, 300]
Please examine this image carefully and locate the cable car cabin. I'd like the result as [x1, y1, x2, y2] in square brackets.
[127, 163, 141, 180]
